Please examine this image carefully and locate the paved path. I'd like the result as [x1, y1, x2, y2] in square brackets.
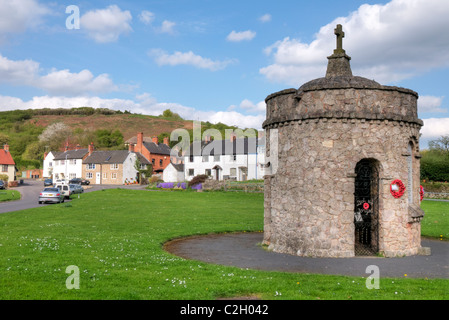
[0, 179, 146, 214]
[165, 232, 449, 279]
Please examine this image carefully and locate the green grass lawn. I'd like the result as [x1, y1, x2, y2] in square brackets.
[0, 190, 20, 202]
[0, 189, 447, 300]
[421, 200, 449, 240]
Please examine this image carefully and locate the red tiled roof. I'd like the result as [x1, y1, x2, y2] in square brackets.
[0, 149, 15, 165]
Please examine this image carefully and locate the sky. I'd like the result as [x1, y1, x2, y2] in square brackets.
[0, 0, 449, 149]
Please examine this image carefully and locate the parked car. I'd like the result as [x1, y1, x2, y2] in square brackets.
[38, 187, 64, 204]
[44, 178, 53, 186]
[0, 180, 5, 189]
[69, 184, 84, 194]
[54, 184, 73, 199]
[69, 178, 90, 185]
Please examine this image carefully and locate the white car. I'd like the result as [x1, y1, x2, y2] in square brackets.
[55, 184, 73, 199]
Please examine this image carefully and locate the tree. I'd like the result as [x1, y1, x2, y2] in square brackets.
[160, 109, 183, 120]
[134, 158, 153, 184]
[38, 122, 72, 151]
[0, 133, 9, 146]
[94, 129, 124, 149]
[428, 135, 449, 153]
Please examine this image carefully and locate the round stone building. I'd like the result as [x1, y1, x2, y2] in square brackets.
[262, 25, 425, 258]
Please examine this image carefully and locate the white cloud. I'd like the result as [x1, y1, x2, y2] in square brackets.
[230, 99, 266, 114]
[156, 20, 176, 34]
[261, 0, 449, 86]
[0, 54, 118, 96]
[149, 49, 236, 71]
[0, 0, 50, 40]
[0, 54, 39, 85]
[39, 69, 117, 96]
[259, 14, 272, 23]
[80, 5, 132, 43]
[139, 10, 155, 25]
[421, 118, 449, 140]
[227, 30, 256, 42]
[418, 96, 447, 113]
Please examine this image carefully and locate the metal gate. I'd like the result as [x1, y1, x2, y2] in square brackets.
[354, 159, 379, 256]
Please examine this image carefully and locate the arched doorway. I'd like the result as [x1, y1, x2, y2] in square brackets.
[354, 159, 380, 256]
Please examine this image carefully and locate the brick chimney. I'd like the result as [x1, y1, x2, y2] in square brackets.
[75, 144, 80, 151]
[3, 144, 9, 152]
[163, 137, 169, 146]
[152, 137, 158, 144]
[128, 143, 135, 152]
[136, 132, 143, 152]
[44, 152, 48, 160]
[88, 142, 94, 156]
[65, 143, 69, 151]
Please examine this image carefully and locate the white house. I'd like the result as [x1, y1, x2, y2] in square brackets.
[183, 136, 265, 181]
[43, 151, 61, 178]
[50, 145, 90, 181]
[163, 162, 184, 182]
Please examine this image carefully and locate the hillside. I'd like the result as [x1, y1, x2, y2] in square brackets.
[28, 113, 194, 142]
[0, 108, 242, 170]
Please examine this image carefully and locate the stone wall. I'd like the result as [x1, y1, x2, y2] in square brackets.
[263, 86, 423, 258]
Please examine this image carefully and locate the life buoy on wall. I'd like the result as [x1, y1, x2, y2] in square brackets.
[390, 179, 406, 198]
[419, 185, 424, 201]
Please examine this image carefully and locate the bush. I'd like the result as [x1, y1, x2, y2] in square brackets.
[420, 151, 449, 182]
[188, 174, 209, 188]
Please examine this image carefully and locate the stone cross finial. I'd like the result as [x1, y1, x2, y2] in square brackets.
[334, 24, 345, 53]
[326, 24, 352, 78]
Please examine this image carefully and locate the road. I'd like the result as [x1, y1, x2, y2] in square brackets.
[0, 179, 146, 214]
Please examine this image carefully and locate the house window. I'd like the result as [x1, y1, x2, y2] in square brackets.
[202, 155, 209, 162]
[152, 159, 155, 165]
[229, 155, 236, 162]
[69, 173, 76, 179]
[230, 168, 236, 176]
[87, 164, 95, 170]
[2, 165, 7, 172]
[189, 155, 194, 162]
[214, 155, 220, 162]
[159, 159, 163, 166]
[111, 164, 119, 170]
[61, 160, 65, 165]
[86, 173, 93, 179]
[189, 169, 194, 176]
[112, 173, 117, 179]
[70, 160, 76, 165]
[205, 169, 211, 176]
[103, 173, 108, 179]
[49, 162, 53, 167]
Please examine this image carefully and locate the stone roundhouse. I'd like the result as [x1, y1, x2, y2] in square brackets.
[262, 25, 425, 258]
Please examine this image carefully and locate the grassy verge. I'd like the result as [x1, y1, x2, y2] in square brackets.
[0, 190, 21, 202]
[0, 189, 447, 300]
[421, 200, 449, 240]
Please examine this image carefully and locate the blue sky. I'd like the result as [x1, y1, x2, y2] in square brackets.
[0, 0, 448, 148]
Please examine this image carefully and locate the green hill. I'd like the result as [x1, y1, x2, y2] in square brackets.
[0, 107, 246, 170]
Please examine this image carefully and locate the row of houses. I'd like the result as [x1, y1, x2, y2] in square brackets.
[164, 135, 266, 182]
[42, 132, 266, 185]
